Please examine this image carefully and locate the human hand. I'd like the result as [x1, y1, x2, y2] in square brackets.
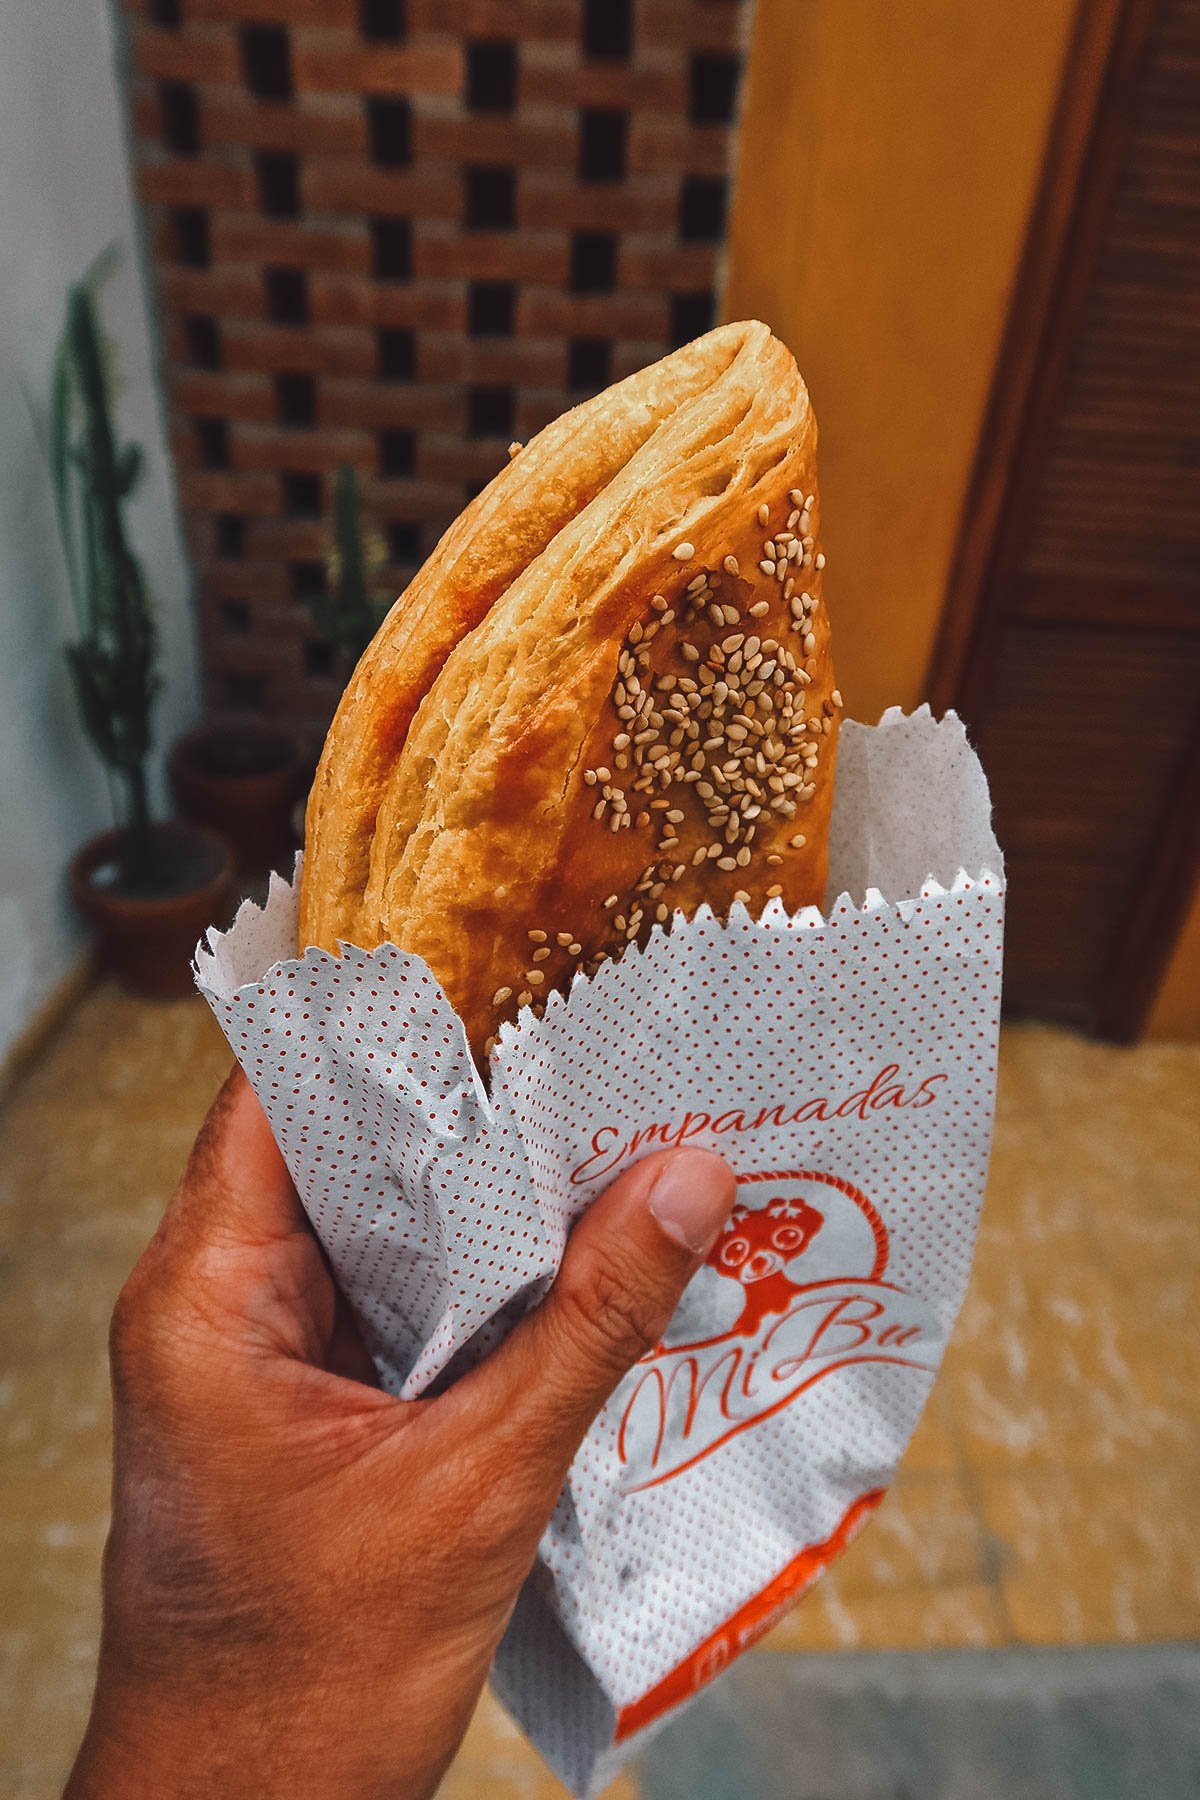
[67, 1068, 737, 1799]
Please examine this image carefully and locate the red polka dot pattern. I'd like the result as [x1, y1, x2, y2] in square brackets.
[196, 710, 1004, 1796]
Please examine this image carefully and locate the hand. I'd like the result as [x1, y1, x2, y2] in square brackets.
[67, 1068, 736, 1799]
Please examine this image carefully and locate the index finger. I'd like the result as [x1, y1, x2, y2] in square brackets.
[165, 1064, 306, 1251]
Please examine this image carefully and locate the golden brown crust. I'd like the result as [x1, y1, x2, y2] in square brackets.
[300, 321, 839, 1058]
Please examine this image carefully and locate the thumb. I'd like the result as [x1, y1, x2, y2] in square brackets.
[450, 1147, 737, 1471]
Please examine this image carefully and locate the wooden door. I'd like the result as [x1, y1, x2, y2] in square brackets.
[930, 0, 1200, 1037]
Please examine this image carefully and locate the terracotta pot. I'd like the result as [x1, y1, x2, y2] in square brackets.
[170, 721, 303, 878]
[69, 821, 236, 999]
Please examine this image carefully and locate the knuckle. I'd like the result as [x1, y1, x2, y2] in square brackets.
[556, 1250, 667, 1377]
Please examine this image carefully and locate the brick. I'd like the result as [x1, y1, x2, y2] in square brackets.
[290, 32, 462, 97]
[418, 334, 565, 387]
[301, 160, 460, 219]
[414, 226, 568, 284]
[232, 424, 375, 471]
[182, 0, 360, 23]
[357, 475, 466, 519]
[137, 161, 252, 209]
[202, 89, 367, 154]
[222, 323, 377, 377]
[636, 0, 745, 53]
[410, 0, 578, 36]
[319, 379, 465, 432]
[415, 115, 576, 170]
[520, 58, 683, 113]
[629, 119, 732, 178]
[517, 286, 668, 340]
[514, 391, 572, 440]
[308, 274, 465, 331]
[132, 24, 241, 83]
[158, 264, 266, 318]
[179, 469, 282, 514]
[211, 214, 371, 271]
[206, 562, 290, 603]
[618, 239, 719, 289]
[250, 518, 328, 560]
[173, 370, 276, 421]
[611, 338, 673, 382]
[519, 172, 677, 234]
[418, 435, 510, 484]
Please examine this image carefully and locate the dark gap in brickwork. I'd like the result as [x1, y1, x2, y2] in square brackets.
[379, 428, 415, 475]
[464, 478, 488, 501]
[583, 0, 631, 59]
[264, 267, 308, 323]
[361, 0, 405, 41]
[690, 53, 741, 124]
[256, 150, 299, 217]
[371, 216, 411, 278]
[378, 327, 415, 379]
[670, 290, 716, 346]
[216, 513, 246, 558]
[680, 175, 727, 241]
[290, 560, 325, 598]
[367, 97, 411, 166]
[276, 373, 316, 428]
[160, 81, 199, 155]
[388, 520, 421, 561]
[220, 598, 251, 633]
[172, 206, 209, 267]
[579, 110, 627, 181]
[468, 385, 514, 438]
[283, 472, 322, 517]
[465, 166, 515, 230]
[150, 0, 181, 27]
[196, 418, 229, 469]
[468, 280, 515, 335]
[184, 314, 220, 368]
[569, 337, 612, 391]
[570, 231, 617, 292]
[304, 639, 336, 676]
[467, 41, 516, 112]
[224, 670, 266, 708]
[240, 25, 293, 101]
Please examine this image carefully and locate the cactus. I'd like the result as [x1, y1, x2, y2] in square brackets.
[51, 267, 159, 887]
[302, 464, 390, 670]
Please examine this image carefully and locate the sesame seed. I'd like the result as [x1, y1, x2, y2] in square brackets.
[832, 688, 843, 707]
[651, 593, 667, 611]
[722, 604, 740, 625]
[518, 989, 532, 1006]
[749, 600, 770, 618]
[525, 969, 545, 986]
[532, 946, 551, 962]
[787, 509, 800, 530]
[767, 853, 783, 866]
[568, 942, 582, 955]
[682, 642, 700, 662]
[789, 488, 803, 507]
[672, 542, 695, 560]
[718, 855, 738, 871]
[816, 551, 826, 569]
[527, 929, 547, 942]
[603, 894, 618, 908]
[766, 883, 783, 898]
[723, 554, 741, 577]
[803, 632, 817, 654]
[757, 501, 770, 526]
[492, 986, 512, 1004]
[733, 888, 751, 904]
[758, 559, 775, 576]
[583, 769, 597, 786]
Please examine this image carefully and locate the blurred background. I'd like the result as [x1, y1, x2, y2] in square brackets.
[1, 1, 1197, 1796]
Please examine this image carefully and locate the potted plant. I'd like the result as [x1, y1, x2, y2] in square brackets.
[171, 464, 387, 873]
[52, 268, 235, 998]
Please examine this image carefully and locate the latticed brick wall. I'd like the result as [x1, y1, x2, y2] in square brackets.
[123, 0, 748, 749]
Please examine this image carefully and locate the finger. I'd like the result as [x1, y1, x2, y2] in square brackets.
[163, 1065, 306, 1251]
[446, 1147, 737, 1474]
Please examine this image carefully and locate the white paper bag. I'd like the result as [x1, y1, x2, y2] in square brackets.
[196, 706, 1004, 1797]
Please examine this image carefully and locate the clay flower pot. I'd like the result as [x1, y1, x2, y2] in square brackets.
[70, 820, 236, 999]
[170, 721, 303, 878]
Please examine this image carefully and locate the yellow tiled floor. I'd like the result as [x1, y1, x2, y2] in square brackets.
[1, 990, 1197, 1797]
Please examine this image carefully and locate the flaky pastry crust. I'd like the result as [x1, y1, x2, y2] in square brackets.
[301, 321, 839, 1059]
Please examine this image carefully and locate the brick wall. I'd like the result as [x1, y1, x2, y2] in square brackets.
[123, 0, 748, 750]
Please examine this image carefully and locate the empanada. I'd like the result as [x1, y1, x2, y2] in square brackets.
[300, 321, 839, 1058]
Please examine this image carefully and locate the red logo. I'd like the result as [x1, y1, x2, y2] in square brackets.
[615, 1170, 937, 1493]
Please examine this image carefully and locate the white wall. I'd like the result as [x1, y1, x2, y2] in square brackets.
[0, 0, 200, 1063]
